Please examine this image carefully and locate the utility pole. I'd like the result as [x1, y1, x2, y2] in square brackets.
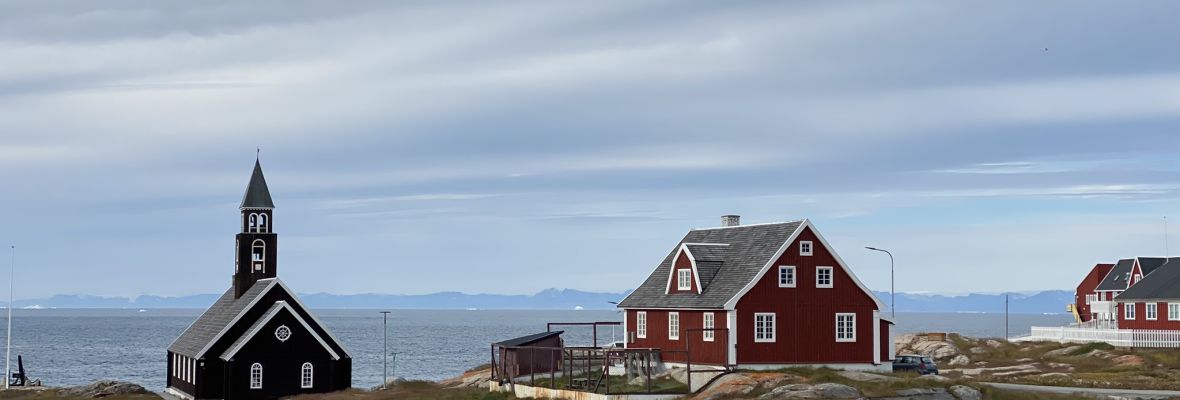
[5, 245, 13, 390]
[380, 311, 391, 390]
[1004, 294, 1009, 341]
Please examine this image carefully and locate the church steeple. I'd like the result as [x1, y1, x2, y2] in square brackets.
[234, 159, 278, 298]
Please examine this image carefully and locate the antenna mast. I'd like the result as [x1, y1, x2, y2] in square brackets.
[1166, 216, 1170, 258]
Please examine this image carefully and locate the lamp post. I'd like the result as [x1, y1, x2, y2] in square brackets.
[865, 246, 894, 318]
[380, 311, 391, 390]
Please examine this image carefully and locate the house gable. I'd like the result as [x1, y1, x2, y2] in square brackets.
[667, 245, 701, 294]
[193, 279, 349, 361]
[220, 301, 341, 361]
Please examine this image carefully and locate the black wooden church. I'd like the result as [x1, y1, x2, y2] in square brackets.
[166, 160, 351, 400]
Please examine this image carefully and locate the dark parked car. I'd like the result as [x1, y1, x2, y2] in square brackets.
[893, 354, 938, 375]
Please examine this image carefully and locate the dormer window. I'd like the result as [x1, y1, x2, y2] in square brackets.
[800, 241, 813, 256]
[677, 270, 692, 291]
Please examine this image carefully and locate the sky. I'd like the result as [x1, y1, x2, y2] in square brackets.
[2, 1, 1180, 299]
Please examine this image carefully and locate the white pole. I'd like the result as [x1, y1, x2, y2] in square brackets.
[6, 245, 13, 390]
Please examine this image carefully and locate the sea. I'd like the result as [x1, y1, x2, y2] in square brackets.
[0, 309, 1073, 391]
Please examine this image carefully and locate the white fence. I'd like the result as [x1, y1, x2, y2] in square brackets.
[1027, 326, 1180, 348]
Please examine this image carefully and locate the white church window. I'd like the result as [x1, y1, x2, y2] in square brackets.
[301, 362, 314, 388]
[275, 325, 291, 342]
[250, 363, 263, 389]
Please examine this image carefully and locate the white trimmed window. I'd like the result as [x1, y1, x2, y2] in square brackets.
[1125, 303, 1136, 320]
[703, 312, 715, 342]
[301, 362, 314, 388]
[668, 312, 680, 340]
[636, 312, 647, 339]
[677, 269, 692, 291]
[816, 266, 833, 288]
[250, 363, 263, 389]
[1170, 303, 1180, 321]
[754, 313, 775, 342]
[800, 241, 813, 256]
[778, 266, 796, 288]
[1147, 303, 1158, 320]
[836, 313, 856, 342]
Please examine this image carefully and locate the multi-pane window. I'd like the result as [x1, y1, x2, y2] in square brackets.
[816, 267, 833, 288]
[754, 313, 775, 342]
[703, 313, 715, 342]
[301, 363, 314, 388]
[836, 313, 856, 342]
[250, 363, 263, 389]
[668, 312, 680, 340]
[778, 266, 796, 288]
[800, 241, 813, 256]
[1147, 303, 1158, 320]
[636, 312, 647, 339]
[677, 269, 692, 291]
[1125, 303, 1136, 320]
[1170, 303, 1180, 321]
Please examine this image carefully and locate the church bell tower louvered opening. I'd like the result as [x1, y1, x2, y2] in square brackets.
[235, 159, 278, 298]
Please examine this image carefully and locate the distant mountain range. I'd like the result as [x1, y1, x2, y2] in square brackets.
[2, 289, 1073, 313]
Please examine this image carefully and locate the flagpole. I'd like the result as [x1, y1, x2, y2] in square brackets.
[6, 245, 13, 389]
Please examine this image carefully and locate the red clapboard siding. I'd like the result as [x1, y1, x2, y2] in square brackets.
[1075, 264, 1114, 322]
[627, 310, 727, 365]
[1119, 302, 1180, 329]
[879, 321, 892, 361]
[735, 227, 878, 364]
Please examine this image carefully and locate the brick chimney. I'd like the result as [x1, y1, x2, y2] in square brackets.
[721, 215, 741, 227]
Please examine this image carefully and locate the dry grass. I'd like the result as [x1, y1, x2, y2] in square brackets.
[0, 389, 160, 400]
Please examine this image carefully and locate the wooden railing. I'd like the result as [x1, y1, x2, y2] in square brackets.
[1028, 326, 1180, 348]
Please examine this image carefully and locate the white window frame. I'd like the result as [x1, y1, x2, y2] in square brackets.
[754, 313, 776, 343]
[1147, 303, 1158, 320]
[777, 265, 796, 288]
[836, 313, 856, 342]
[800, 241, 813, 256]
[250, 363, 263, 389]
[668, 312, 680, 340]
[636, 311, 647, 339]
[677, 269, 692, 291]
[301, 362, 314, 388]
[703, 312, 715, 342]
[1170, 303, 1180, 321]
[816, 266, 833, 288]
[1125, 303, 1136, 320]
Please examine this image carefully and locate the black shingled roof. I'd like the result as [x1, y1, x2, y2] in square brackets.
[495, 331, 564, 347]
[1115, 257, 1180, 301]
[168, 279, 276, 358]
[240, 160, 275, 209]
[1095, 259, 1135, 291]
[617, 221, 803, 309]
[1137, 257, 1169, 277]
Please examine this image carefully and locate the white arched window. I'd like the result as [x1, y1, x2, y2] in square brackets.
[258, 213, 269, 233]
[301, 362, 313, 388]
[250, 363, 263, 389]
[248, 213, 259, 232]
[251, 239, 265, 271]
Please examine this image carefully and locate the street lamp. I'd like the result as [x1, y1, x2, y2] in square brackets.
[380, 311, 391, 390]
[865, 247, 894, 318]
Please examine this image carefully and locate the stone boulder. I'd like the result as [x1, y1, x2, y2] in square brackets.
[694, 372, 798, 400]
[984, 339, 1003, 348]
[759, 383, 861, 399]
[58, 381, 152, 398]
[950, 385, 982, 400]
[1042, 345, 1082, 358]
[947, 355, 971, 366]
[896, 334, 962, 361]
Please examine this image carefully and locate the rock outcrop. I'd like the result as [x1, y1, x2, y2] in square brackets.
[58, 381, 152, 398]
[759, 383, 861, 399]
[895, 334, 965, 362]
[438, 367, 492, 389]
[694, 372, 798, 400]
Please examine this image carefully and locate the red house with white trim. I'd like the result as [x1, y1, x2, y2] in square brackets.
[617, 216, 893, 371]
[1114, 257, 1180, 330]
[1074, 263, 1114, 322]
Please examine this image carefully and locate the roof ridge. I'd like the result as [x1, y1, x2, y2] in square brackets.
[690, 219, 804, 231]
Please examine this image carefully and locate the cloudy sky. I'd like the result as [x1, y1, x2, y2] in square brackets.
[2, 1, 1180, 299]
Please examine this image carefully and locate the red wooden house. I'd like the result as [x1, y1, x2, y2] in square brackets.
[617, 216, 893, 371]
[1115, 257, 1180, 330]
[1074, 263, 1114, 322]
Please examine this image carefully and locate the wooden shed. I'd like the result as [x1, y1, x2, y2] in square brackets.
[495, 331, 564, 379]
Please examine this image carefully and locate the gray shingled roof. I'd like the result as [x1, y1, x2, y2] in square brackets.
[617, 221, 803, 309]
[1096, 259, 1134, 291]
[685, 244, 730, 289]
[240, 160, 275, 209]
[168, 279, 275, 358]
[1137, 257, 1169, 277]
[1115, 257, 1180, 300]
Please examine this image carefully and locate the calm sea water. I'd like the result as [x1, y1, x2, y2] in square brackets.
[0, 309, 1072, 390]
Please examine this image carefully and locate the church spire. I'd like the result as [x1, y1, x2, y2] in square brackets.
[240, 159, 275, 209]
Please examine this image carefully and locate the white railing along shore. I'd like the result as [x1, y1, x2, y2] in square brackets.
[1026, 326, 1180, 348]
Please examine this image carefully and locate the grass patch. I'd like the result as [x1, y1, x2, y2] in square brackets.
[287, 381, 515, 400]
[980, 387, 1090, 400]
[759, 367, 974, 398]
[530, 373, 686, 394]
[0, 389, 160, 400]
